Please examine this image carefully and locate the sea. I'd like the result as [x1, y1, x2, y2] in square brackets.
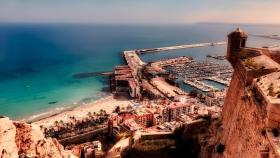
[0, 23, 280, 119]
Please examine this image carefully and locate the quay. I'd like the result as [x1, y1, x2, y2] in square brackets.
[135, 41, 226, 54]
[123, 50, 146, 75]
[123, 51, 146, 68]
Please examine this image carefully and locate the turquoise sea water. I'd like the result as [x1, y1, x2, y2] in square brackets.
[0, 23, 280, 119]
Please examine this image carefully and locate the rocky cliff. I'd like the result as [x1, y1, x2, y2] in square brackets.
[0, 117, 76, 158]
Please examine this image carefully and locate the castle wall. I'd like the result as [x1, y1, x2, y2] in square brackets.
[215, 70, 271, 158]
[199, 28, 280, 158]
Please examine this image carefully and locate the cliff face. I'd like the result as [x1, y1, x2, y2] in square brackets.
[0, 117, 76, 158]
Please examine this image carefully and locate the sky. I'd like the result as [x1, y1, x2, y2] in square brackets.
[0, 0, 279, 24]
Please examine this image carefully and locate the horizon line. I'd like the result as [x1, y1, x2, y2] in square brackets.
[0, 21, 280, 26]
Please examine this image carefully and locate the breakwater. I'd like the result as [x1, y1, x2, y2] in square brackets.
[135, 41, 226, 54]
[73, 71, 113, 79]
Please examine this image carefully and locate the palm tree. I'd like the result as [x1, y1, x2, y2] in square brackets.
[39, 125, 44, 129]
[59, 120, 64, 127]
[114, 106, 121, 113]
[54, 120, 59, 127]
[87, 112, 92, 117]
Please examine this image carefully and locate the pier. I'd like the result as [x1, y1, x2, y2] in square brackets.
[73, 71, 113, 79]
[250, 34, 280, 40]
[135, 41, 226, 54]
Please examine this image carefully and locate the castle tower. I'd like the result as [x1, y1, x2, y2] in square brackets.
[227, 27, 248, 66]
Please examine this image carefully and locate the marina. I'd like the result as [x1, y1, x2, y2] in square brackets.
[163, 59, 232, 92]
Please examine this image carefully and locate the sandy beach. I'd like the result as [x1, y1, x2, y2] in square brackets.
[31, 95, 133, 128]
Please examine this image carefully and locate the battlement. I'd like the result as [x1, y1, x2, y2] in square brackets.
[254, 71, 280, 128]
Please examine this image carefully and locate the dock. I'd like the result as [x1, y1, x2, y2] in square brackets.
[205, 76, 230, 86]
[184, 79, 218, 92]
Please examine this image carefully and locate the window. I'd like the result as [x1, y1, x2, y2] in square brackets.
[241, 39, 246, 47]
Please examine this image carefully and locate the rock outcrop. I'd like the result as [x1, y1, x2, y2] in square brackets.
[0, 117, 18, 158]
[0, 117, 76, 158]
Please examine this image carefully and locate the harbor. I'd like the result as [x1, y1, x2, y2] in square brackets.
[111, 41, 232, 98]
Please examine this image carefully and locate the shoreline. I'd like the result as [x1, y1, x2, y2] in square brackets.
[18, 97, 105, 123]
[19, 91, 111, 123]
[30, 95, 132, 128]
[21, 102, 87, 124]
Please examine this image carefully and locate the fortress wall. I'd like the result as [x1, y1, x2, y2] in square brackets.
[215, 69, 271, 158]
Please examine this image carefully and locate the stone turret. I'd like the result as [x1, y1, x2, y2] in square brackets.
[227, 27, 248, 66]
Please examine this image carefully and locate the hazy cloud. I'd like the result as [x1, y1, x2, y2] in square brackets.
[0, 0, 279, 24]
